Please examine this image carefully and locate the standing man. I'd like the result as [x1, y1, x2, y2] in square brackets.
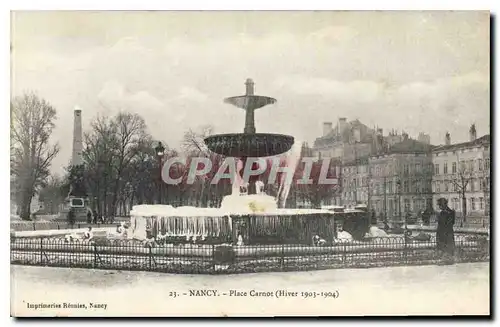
[436, 198, 455, 263]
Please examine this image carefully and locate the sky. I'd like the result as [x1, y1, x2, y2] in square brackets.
[10, 11, 490, 174]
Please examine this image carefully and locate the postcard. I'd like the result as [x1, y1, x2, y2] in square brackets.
[10, 10, 490, 317]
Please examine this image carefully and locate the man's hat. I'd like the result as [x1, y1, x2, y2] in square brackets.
[437, 198, 448, 205]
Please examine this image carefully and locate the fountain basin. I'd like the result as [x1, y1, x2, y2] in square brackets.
[204, 133, 294, 157]
[223, 95, 277, 110]
[129, 204, 337, 245]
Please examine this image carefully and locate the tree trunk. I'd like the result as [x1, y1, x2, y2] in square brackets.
[20, 189, 33, 220]
[461, 194, 467, 224]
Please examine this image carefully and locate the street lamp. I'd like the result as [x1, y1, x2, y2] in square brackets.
[155, 142, 165, 204]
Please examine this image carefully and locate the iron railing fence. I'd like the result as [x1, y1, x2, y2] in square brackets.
[10, 222, 124, 232]
[10, 234, 489, 275]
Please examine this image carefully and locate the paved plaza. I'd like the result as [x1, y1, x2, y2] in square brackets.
[11, 262, 489, 316]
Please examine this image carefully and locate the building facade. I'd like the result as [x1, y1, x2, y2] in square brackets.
[341, 157, 370, 207]
[313, 118, 376, 162]
[312, 118, 434, 216]
[368, 136, 433, 222]
[432, 126, 490, 218]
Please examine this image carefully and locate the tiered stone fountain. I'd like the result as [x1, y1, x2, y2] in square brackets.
[130, 79, 336, 245]
[205, 78, 294, 212]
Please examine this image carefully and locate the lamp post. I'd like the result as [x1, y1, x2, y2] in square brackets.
[155, 142, 165, 204]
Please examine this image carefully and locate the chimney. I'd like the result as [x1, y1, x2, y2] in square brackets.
[445, 132, 451, 145]
[338, 117, 347, 136]
[72, 108, 83, 166]
[418, 132, 430, 144]
[469, 124, 477, 141]
[323, 122, 333, 137]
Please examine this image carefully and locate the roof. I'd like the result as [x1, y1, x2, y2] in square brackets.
[313, 119, 374, 147]
[432, 134, 490, 153]
[343, 155, 370, 166]
[387, 138, 434, 154]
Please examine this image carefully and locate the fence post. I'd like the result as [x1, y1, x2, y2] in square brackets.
[33, 222, 36, 231]
[212, 244, 216, 272]
[342, 243, 347, 264]
[280, 244, 285, 271]
[148, 245, 152, 270]
[403, 234, 408, 264]
[40, 238, 43, 265]
[93, 244, 97, 268]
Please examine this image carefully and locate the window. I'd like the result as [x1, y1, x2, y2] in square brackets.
[470, 180, 475, 192]
[452, 162, 457, 174]
[415, 181, 421, 193]
[434, 164, 439, 175]
[402, 164, 408, 175]
[443, 162, 448, 174]
[388, 181, 393, 193]
[444, 181, 448, 192]
[403, 181, 409, 193]
[415, 163, 421, 172]
[478, 159, 483, 171]
[460, 161, 466, 171]
[468, 160, 474, 171]
[404, 199, 410, 211]
[485, 158, 490, 170]
[479, 197, 484, 210]
[471, 198, 476, 211]
[436, 182, 440, 192]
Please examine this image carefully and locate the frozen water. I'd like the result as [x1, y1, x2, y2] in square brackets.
[220, 193, 278, 213]
[337, 231, 353, 240]
[368, 226, 389, 237]
[131, 201, 331, 217]
[277, 139, 302, 208]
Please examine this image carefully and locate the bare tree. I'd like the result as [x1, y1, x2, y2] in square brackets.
[181, 125, 228, 207]
[109, 113, 149, 215]
[181, 124, 213, 155]
[11, 92, 60, 220]
[451, 155, 472, 224]
[82, 115, 118, 216]
[38, 174, 65, 214]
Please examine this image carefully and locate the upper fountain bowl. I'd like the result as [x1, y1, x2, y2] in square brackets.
[204, 133, 294, 157]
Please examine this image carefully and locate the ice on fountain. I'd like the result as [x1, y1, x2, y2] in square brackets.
[130, 204, 225, 217]
[277, 139, 302, 208]
[368, 226, 389, 237]
[220, 194, 278, 213]
[337, 231, 353, 240]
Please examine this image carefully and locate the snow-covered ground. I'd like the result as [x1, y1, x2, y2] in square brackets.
[11, 263, 489, 317]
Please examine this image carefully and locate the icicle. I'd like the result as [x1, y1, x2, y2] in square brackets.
[227, 214, 232, 235]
